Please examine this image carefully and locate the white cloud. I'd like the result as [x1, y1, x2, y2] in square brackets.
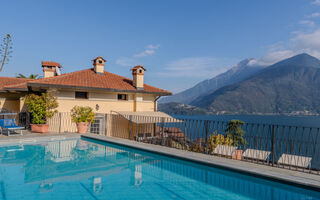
[133, 44, 160, 58]
[146, 44, 160, 49]
[134, 49, 156, 58]
[116, 44, 160, 66]
[254, 50, 295, 66]
[115, 57, 135, 67]
[253, 28, 320, 66]
[158, 57, 234, 78]
[299, 20, 315, 26]
[306, 12, 320, 18]
[311, 0, 320, 5]
[292, 29, 320, 50]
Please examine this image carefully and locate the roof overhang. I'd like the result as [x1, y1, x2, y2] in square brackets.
[1, 88, 28, 92]
[27, 83, 172, 96]
[112, 111, 182, 124]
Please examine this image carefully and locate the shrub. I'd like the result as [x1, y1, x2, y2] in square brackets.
[225, 119, 246, 147]
[71, 106, 95, 123]
[207, 131, 233, 154]
[24, 93, 58, 124]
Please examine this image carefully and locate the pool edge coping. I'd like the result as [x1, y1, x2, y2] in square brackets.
[0, 134, 80, 146]
[82, 134, 320, 192]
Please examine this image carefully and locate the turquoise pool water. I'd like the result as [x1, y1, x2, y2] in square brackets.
[0, 138, 319, 200]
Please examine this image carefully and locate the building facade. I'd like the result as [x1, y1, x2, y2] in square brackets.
[0, 57, 171, 136]
[0, 57, 171, 114]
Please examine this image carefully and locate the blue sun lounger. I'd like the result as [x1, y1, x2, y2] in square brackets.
[0, 118, 24, 136]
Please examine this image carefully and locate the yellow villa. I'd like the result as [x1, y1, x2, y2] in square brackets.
[0, 56, 173, 137]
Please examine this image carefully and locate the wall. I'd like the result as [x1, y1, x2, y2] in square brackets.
[105, 114, 156, 139]
[133, 74, 144, 88]
[0, 93, 22, 113]
[54, 89, 157, 113]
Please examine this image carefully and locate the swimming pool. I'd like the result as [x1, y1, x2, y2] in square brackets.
[0, 138, 319, 200]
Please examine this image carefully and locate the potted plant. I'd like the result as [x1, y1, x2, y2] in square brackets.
[225, 120, 246, 160]
[24, 93, 58, 133]
[71, 106, 95, 133]
[207, 131, 233, 155]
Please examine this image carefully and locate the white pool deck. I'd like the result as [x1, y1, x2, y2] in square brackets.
[0, 133, 319, 191]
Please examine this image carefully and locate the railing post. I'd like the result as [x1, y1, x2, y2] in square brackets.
[205, 120, 209, 154]
[27, 112, 31, 129]
[104, 114, 107, 136]
[271, 125, 276, 167]
[183, 121, 187, 150]
[129, 115, 132, 140]
[161, 117, 165, 146]
[59, 113, 62, 133]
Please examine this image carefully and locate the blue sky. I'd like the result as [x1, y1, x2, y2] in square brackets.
[1, 0, 320, 93]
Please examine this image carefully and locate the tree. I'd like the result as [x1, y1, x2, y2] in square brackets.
[225, 120, 246, 147]
[16, 74, 39, 79]
[0, 34, 13, 72]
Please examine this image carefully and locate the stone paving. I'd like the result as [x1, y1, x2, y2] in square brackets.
[83, 134, 320, 191]
[0, 131, 79, 146]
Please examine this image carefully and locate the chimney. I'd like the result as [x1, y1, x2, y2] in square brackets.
[93, 56, 106, 74]
[131, 65, 146, 90]
[42, 61, 62, 78]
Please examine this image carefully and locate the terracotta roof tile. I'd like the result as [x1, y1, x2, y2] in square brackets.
[132, 65, 146, 71]
[0, 77, 32, 91]
[42, 61, 61, 67]
[4, 69, 171, 95]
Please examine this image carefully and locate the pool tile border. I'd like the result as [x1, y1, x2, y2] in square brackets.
[82, 134, 320, 192]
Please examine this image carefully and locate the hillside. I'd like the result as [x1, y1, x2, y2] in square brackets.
[158, 102, 213, 115]
[190, 53, 320, 115]
[159, 58, 265, 104]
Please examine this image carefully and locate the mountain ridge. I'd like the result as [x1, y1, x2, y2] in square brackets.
[159, 58, 266, 104]
[189, 53, 320, 115]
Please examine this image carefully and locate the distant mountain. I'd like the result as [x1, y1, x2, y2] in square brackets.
[159, 58, 265, 104]
[190, 53, 320, 115]
[158, 102, 213, 115]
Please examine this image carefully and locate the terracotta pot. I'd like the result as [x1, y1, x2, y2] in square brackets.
[31, 124, 49, 133]
[232, 149, 243, 160]
[76, 122, 89, 134]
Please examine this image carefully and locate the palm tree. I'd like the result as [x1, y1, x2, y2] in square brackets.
[16, 74, 39, 79]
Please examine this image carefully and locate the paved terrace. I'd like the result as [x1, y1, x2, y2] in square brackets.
[0, 132, 319, 191]
[0, 131, 80, 146]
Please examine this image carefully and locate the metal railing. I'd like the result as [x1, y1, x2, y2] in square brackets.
[16, 112, 320, 174]
[107, 114, 320, 175]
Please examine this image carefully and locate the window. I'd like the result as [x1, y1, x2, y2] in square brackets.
[75, 91, 88, 99]
[90, 119, 100, 134]
[118, 94, 128, 100]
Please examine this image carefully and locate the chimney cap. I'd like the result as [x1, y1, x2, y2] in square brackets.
[131, 65, 146, 71]
[41, 61, 62, 68]
[93, 56, 106, 63]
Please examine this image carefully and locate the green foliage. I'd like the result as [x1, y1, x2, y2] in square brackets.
[158, 102, 213, 115]
[191, 142, 203, 153]
[0, 34, 13, 72]
[16, 73, 39, 79]
[207, 131, 233, 154]
[24, 93, 58, 124]
[71, 106, 95, 123]
[225, 120, 246, 147]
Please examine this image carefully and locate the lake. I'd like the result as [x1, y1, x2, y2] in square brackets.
[172, 114, 320, 128]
